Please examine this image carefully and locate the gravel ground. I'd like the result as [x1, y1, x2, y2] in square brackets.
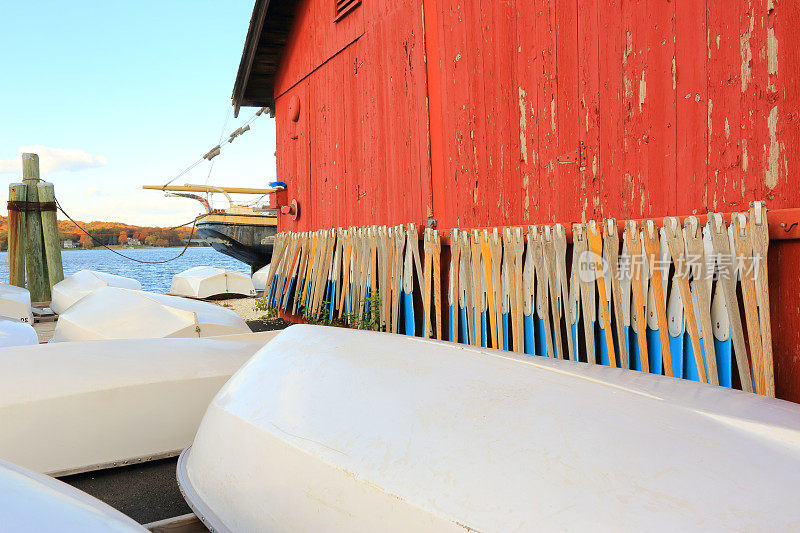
[212, 296, 267, 321]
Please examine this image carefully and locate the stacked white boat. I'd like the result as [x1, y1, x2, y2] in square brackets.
[0, 283, 37, 348]
[171, 266, 256, 299]
[50, 269, 142, 314]
[251, 263, 271, 292]
[179, 325, 800, 532]
[0, 268, 277, 529]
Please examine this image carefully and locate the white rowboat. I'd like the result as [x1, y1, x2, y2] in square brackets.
[0, 283, 33, 323]
[0, 459, 146, 532]
[0, 332, 278, 475]
[51, 287, 251, 342]
[0, 318, 39, 348]
[179, 325, 800, 532]
[50, 270, 142, 315]
[251, 263, 271, 292]
[171, 266, 256, 299]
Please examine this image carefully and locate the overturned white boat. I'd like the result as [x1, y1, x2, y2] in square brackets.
[0, 331, 278, 476]
[51, 287, 251, 342]
[50, 269, 142, 315]
[0, 459, 146, 532]
[0, 283, 33, 323]
[0, 318, 38, 347]
[170, 266, 256, 299]
[179, 325, 800, 532]
[251, 263, 271, 292]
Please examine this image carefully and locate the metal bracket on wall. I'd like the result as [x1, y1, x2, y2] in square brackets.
[556, 141, 587, 171]
[280, 199, 300, 221]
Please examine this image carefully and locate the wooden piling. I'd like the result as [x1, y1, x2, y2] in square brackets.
[21, 153, 50, 302]
[37, 181, 64, 289]
[7, 183, 27, 287]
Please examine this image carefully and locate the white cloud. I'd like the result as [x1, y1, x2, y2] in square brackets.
[0, 145, 107, 175]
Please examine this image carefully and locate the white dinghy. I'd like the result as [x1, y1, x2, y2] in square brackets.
[251, 263, 271, 292]
[170, 266, 256, 299]
[51, 286, 250, 342]
[0, 283, 33, 323]
[51, 269, 142, 315]
[0, 331, 278, 476]
[179, 325, 800, 533]
[0, 459, 146, 532]
[0, 318, 39, 348]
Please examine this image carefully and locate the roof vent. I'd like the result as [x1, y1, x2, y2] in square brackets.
[335, 0, 361, 22]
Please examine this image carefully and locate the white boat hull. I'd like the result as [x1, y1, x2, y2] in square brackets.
[51, 270, 142, 315]
[251, 263, 271, 292]
[51, 287, 251, 342]
[0, 319, 38, 347]
[171, 266, 256, 299]
[0, 332, 278, 476]
[180, 325, 800, 532]
[0, 459, 145, 532]
[0, 283, 33, 323]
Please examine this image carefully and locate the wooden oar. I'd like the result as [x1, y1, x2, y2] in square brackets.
[460, 230, 474, 345]
[531, 226, 554, 358]
[568, 228, 582, 362]
[449, 229, 461, 342]
[523, 227, 536, 355]
[731, 212, 764, 393]
[588, 221, 616, 367]
[551, 224, 574, 361]
[603, 220, 628, 369]
[642, 220, 672, 376]
[542, 226, 564, 359]
[663, 217, 705, 382]
[625, 221, 650, 373]
[573, 224, 595, 363]
[423, 228, 434, 338]
[392, 226, 405, 333]
[489, 230, 504, 349]
[749, 201, 775, 397]
[471, 230, 483, 346]
[432, 230, 442, 340]
[479, 231, 496, 348]
[338, 230, 352, 318]
[707, 213, 753, 393]
[683, 217, 719, 385]
[512, 227, 525, 352]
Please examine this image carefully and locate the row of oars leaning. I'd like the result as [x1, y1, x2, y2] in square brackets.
[264, 201, 774, 396]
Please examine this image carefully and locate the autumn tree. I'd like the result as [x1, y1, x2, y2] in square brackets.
[79, 233, 94, 249]
[119, 231, 128, 245]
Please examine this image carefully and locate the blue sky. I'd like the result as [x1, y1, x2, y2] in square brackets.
[0, 1, 276, 226]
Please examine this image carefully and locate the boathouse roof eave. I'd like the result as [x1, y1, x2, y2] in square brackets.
[232, 0, 298, 117]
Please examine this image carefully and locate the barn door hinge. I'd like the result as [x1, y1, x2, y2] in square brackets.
[556, 141, 587, 171]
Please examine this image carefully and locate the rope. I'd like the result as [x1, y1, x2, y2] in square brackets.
[161, 106, 268, 189]
[7, 201, 57, 212]
[55, 198, 200, 265]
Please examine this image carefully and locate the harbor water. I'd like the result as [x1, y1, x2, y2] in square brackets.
[0, 247, 251, 294]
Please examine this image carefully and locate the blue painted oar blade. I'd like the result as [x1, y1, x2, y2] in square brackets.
[598, 323, 610, 366]
[629, 328, 641, 371]
[523, 313, 535, 355]
[571, 323, 579, 361]
[714, 335, 732, 388]
[502, 312, 509, 351]
[669, 334, 684, 379]
[328, 281, 336, 322]
[646, 327, 662, 375]
[403, 291, 415, 336]
[480, 311, 488, 348]
[283, 277, 297, 312]
[459, 306, 468, 344]
[624, 326, 631, 369]
[535, 318, 547, 357]
[683, 334, 708, 382]
[448, 304, 455, 342]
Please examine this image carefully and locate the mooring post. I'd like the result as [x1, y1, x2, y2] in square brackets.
[7, 182, 27, 287]
[21, 153, 50, 302]
[37, 181, 64, 288]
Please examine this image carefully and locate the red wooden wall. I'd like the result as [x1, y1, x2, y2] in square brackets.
[274, 0, 798, 232]
[270, 0, 800, 400]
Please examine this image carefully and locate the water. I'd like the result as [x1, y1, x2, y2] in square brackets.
[0, 247, 252, 294]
